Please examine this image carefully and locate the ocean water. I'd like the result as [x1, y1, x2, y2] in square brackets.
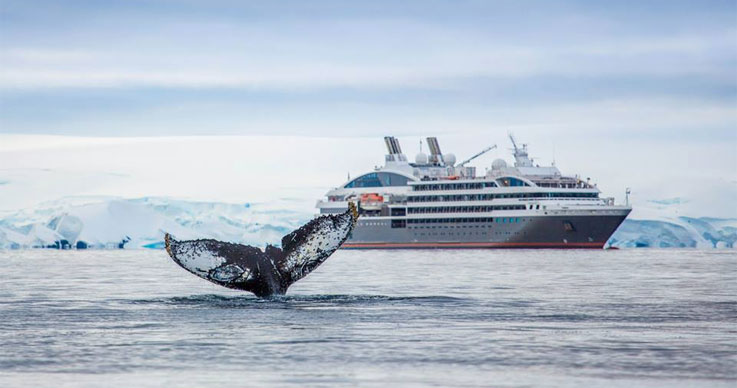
[0, 249, 735, 387]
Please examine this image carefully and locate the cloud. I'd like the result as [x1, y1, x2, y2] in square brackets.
[0, 1, 734, 144]
[1, 27, 733, 90]
[0, 1, 733, 220]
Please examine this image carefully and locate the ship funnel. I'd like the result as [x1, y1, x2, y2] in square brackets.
[426, 137, 443, 164]
[384, 136, 403, 155]
[383, 136, 408, 163]
[392, 137, 402, 154]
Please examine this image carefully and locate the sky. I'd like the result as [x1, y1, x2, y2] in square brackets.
[0, 1, 736, 217]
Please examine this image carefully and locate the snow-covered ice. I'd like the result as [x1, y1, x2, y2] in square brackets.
[0, 196, 311, 249]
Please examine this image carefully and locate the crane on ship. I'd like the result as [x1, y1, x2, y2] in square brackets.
[458, 145, 497, 167]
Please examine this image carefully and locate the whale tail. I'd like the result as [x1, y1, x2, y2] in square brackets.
[164, 232, 173, 257]
[164, 202, 358, 297]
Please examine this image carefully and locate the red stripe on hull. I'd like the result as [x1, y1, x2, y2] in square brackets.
[341, 241, 605, 249]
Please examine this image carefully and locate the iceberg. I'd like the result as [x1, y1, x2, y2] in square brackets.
[607, 198, 737, 248]
[0, 197, 312, 249]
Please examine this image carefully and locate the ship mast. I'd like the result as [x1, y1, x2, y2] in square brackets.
[508, 133, 533, 167]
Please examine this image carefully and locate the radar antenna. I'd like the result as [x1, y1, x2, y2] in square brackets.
[458, 145, 497, 167]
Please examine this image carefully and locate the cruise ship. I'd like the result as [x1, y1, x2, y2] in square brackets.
[317, 135, 631, 249]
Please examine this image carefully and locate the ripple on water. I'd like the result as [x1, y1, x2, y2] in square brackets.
[1, 249, 735, 387]
[127, 294, 472, 309]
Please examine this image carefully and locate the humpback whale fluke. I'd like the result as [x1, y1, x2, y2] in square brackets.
[164, 203, 359, 297]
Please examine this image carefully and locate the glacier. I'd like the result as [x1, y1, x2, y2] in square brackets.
[0, 196, 735, 249]
[607, 217, 737, 248]
[0, 197, 312, 250]
[609, 197, 737, 248]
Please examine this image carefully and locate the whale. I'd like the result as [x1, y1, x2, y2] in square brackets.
[164, 203, 358, 297]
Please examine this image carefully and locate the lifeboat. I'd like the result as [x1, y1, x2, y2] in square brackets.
[359, 193, 384, 211]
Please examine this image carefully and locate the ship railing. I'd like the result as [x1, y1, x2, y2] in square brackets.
[515, 198, 601, 204]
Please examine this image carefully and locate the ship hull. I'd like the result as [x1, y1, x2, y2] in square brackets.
[342, 213, 628, 249]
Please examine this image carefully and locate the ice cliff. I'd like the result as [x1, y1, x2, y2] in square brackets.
[0, 197, 309, 249]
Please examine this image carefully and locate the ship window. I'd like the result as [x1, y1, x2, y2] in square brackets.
[344, 172, 411, 188]
[497, 177, 528, 187]
[391, 220, 406, 228]
[391, 208, 406, 216]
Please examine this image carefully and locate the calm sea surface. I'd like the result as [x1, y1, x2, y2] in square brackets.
[0, 249, 735, 387]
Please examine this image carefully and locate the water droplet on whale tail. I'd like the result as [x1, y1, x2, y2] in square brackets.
[163, 204, 359, 297]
